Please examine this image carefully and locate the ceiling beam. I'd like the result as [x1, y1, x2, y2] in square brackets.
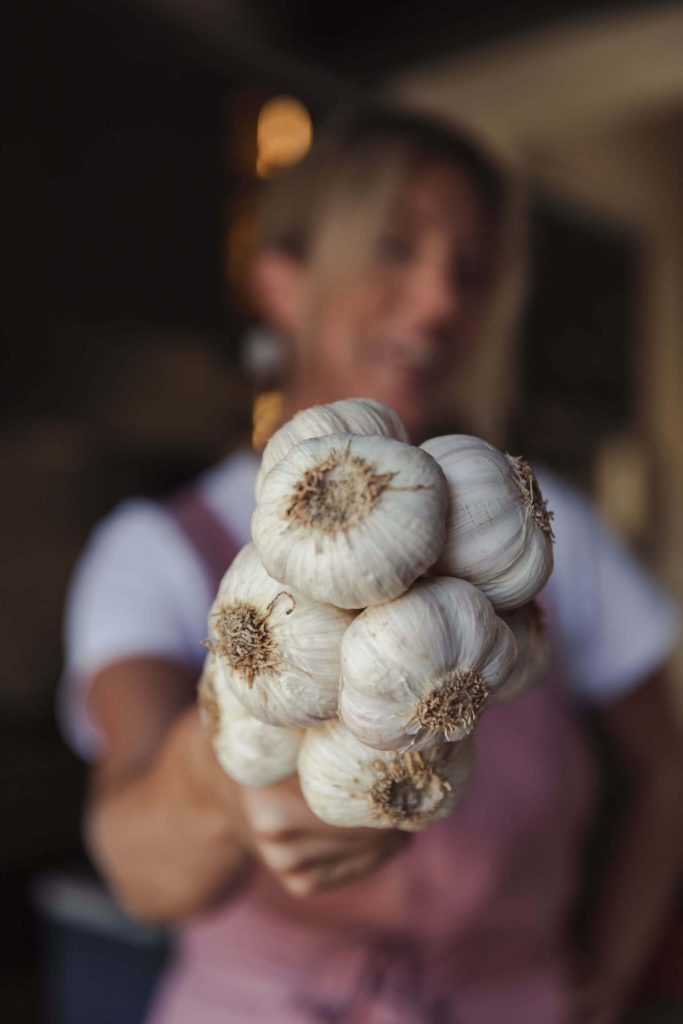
[389, 5, 683, 150]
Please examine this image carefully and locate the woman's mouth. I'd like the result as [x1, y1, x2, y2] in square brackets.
[370, 341, 440, 376]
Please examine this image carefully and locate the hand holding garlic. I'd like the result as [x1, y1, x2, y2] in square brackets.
[201, 397, 554, 842]
[237, 773, 411, 897]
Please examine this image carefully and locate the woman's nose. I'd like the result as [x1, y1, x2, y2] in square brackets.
[409, 264, 460, 326]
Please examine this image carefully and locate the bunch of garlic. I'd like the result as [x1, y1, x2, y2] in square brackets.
[299, 720, 476, 831]
[255, 397, 409, 500]
[206, 542, 354, 728]
[489, 601, 549, 707]
[338, 577, 516, 751]
[198, 656, 303, 787]
[421, 435, 554, 610]
[252, 432, 448, 608]
[201, 397, 553, 829]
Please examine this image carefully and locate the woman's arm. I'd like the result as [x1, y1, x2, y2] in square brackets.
[85, 657, 409, 924]
[85, 658, 250, 922]
[572, 666, 683, 1023]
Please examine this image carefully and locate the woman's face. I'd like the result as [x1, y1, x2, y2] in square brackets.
[290, 161, 498, 436]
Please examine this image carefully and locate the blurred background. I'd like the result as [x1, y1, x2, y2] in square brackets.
[2, 0, 683, 1020]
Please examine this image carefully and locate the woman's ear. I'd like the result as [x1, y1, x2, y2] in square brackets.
[249, 249, 307, 337]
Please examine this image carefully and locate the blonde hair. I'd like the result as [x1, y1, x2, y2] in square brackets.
[256, 106, 527, 442]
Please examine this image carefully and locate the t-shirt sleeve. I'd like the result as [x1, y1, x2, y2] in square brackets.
[539, 471, 680, 704]
[58, 498, 212, 759]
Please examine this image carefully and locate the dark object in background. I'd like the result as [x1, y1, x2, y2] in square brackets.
[513, 193, 638, 492]
[34, 872, 169, 1024]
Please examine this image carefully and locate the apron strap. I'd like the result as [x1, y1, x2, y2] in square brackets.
[166, 488, 240, 595]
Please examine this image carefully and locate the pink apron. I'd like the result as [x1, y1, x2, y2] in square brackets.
[151, 489, 597, 1024]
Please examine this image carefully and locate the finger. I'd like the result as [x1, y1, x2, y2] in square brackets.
[258, 836, 351, 875]
[282, 851, 387, 899]
[258, 827, 409, 875]
[242, 780, 412, 846]
[240, 776, 333, 837]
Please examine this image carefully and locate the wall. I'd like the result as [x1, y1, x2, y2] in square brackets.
[389, 5, 683, 698]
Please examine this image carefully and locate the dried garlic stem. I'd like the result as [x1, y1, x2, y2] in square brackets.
[507, 454, 555, 539]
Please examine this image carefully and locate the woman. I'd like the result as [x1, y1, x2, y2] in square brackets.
[60, 109, 682, 1023]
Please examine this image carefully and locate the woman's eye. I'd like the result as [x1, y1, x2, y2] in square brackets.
[378, 234, 415, 264]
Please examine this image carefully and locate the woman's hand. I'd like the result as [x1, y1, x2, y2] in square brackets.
[86, 660, 250, 922]
[86, 657, 409, 917]
[238, 774, 411, 898]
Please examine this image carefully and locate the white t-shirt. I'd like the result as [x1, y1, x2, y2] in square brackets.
[59, 449, 679, 759]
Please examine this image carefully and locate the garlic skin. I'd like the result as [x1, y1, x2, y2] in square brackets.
[339, 577, 516, 751]
[298, 720, 476, 831]
[198, 658, 303, 787]
[421, 435, 554, 611]
[207, 543, 354, 728]
[489, 601, 549, 707]
[252, 434, 448, 609]
[255, 398, 409, 500]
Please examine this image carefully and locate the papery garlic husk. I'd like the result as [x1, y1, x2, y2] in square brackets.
[207, 543, 354, 728]
[488, 601, 550, 707]
[198, 657, 303, 786]
[255, 398, 409, 500]
[420, 435, 554, 611]
[252, 434, 448, 609]
[339, 577, 516, 750]
[298, 720, 476, 831]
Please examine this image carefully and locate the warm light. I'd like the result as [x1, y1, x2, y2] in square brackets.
[252, 390, 284, 451]
[594, 432, 649, 543]
[256, 96, 312, 177]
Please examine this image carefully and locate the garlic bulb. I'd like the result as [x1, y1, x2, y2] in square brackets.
[206, 543, 354, 728]
[252, 434, 448, 609]
[339, 577, 516, 750]
[255, 398, 409, 500]
[421, 435, 554, 611]
[298, 720, 476, 831]
[489, 601, 549, 707]
[198, 657, 302, 787]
